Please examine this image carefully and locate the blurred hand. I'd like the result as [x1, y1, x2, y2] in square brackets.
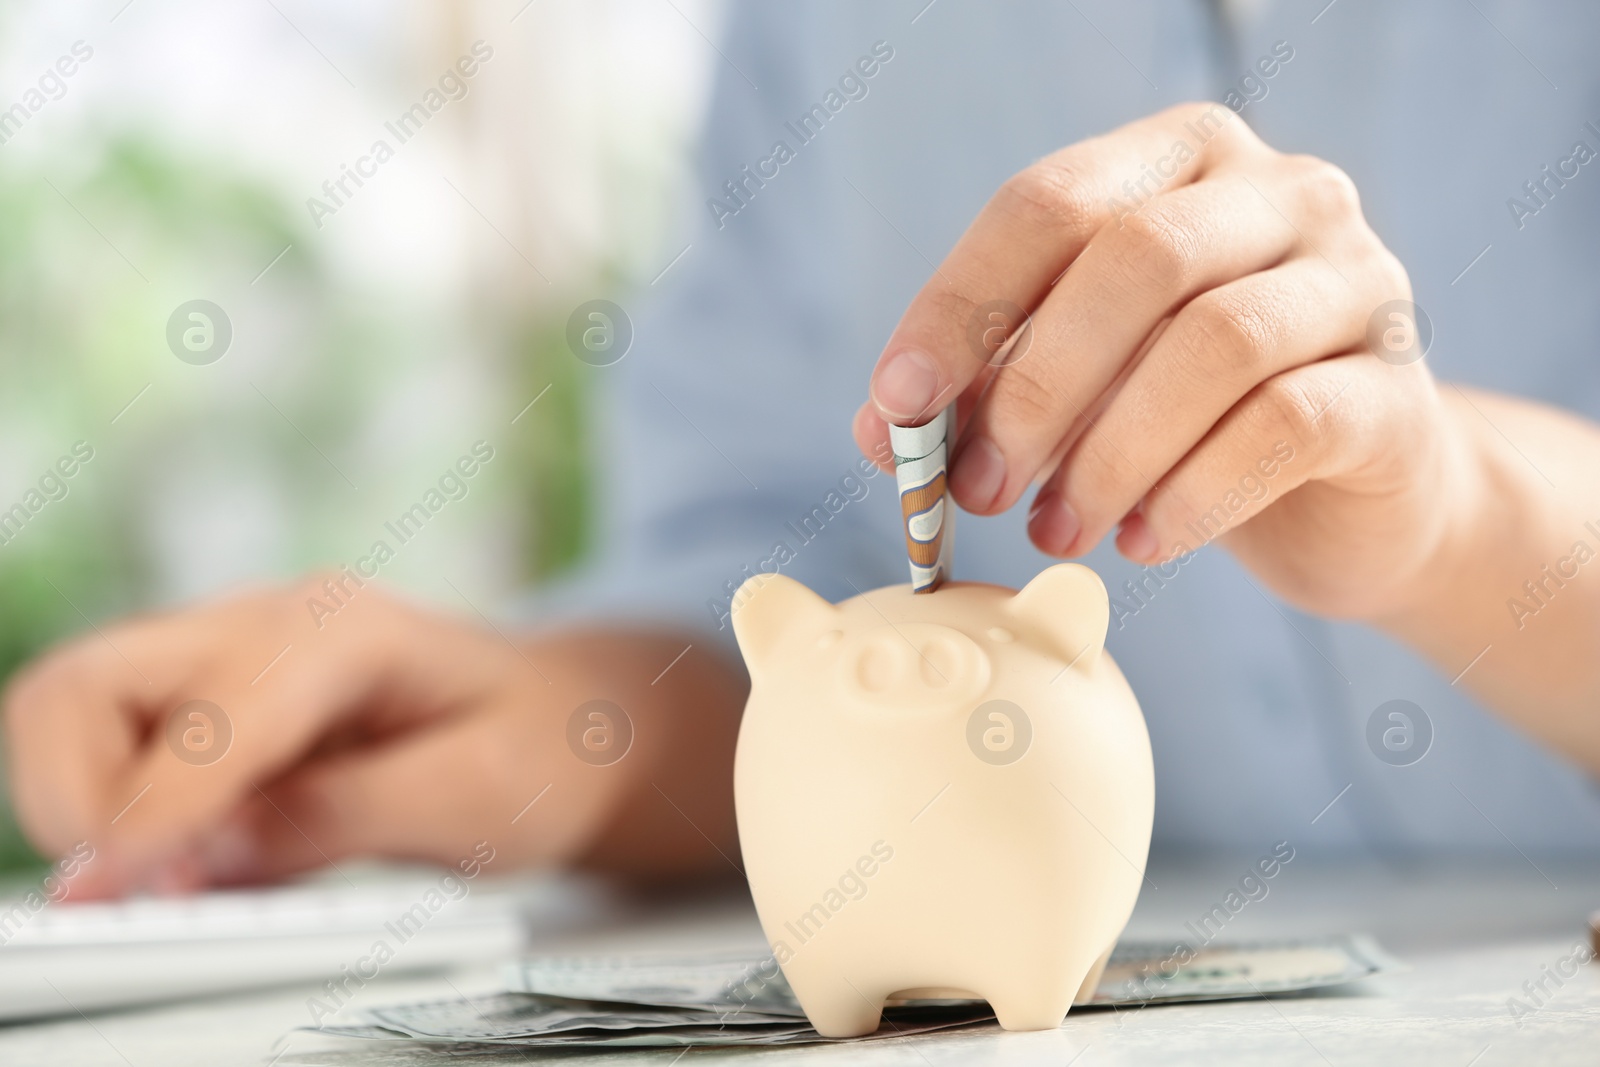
[4, 577, 740, 897]
[856, 102, 1463, 621]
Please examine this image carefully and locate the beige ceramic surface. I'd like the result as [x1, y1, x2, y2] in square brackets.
[731, 563, 1155, 1036]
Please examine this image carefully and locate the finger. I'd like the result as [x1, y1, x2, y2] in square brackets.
[868, 102, 1258, 426]
[4, 644, 144, 860]
[188, 704, 604, 885]
[1124, 354, 1417, 566]
[853, 389, 983, 474]
[11, 592, 386, 888]
[1029, 256, 1379, 556]
[957, 169, 1318, 515]
[0, 607, 269, 879]
[853, 402, 893, 473]
[98, 603, 447, 881]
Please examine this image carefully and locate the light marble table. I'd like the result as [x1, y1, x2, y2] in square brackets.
[1, 857, 1595, 1066]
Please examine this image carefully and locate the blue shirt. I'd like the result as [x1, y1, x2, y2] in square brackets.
[556, 0, 1600, 858]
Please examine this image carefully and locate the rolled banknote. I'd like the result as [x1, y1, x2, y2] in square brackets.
[889, 404, 955, 593]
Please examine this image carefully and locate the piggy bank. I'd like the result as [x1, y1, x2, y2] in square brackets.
[730, 563, 1154, 1036]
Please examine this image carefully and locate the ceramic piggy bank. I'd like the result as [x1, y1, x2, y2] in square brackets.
[730, 563, 1154, 1036]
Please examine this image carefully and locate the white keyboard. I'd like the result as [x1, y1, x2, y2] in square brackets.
[0, 871, 542, 1021]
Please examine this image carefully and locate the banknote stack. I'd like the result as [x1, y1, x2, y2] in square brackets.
[304, 935, 1398, 1051]
[889, 403, 955, 593]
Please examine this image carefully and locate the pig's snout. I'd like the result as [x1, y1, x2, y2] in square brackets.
[839, 623, 990, 712]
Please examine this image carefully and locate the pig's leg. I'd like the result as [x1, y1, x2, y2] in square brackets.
[791, 978, 885, 1038]
[986, 964, 1083, 1031]
[1071, 943, 1116, 1005]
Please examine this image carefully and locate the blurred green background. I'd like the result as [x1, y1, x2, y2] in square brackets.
[0, 0, 712, 877]
[0, 137, 594, 873]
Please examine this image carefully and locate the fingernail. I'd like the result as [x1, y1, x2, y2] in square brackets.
[140, 851, 207, 896]
[66, 845, 128, 901]
[199, 823, 261, 884]
[951, 436, 1007, 511]
[872, 350, 941, 422]
[1117, 513, 1160, 564]
[1028, 490, 1081, 555]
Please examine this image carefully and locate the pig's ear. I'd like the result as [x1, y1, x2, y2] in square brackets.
[730, 574, 836, 674]
[1006, 563, 1108, 672]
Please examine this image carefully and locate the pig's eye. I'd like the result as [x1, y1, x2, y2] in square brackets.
[987, 627, 1014, 643]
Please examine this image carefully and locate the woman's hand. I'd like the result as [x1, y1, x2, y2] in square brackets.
[3, 577, 741, 896]
[856, 102, 1466, 621]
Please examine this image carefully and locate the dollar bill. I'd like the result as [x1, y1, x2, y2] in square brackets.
[367, 993, 795, 1038]
[507, 934, 1399, 1015]
[503, 948, 802, 1019]
[315, 995, 992, 1049]
[1095, 934, 1402, 1005]
[299, 934, 1401, 1051]
[889, 403, 954, 593]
